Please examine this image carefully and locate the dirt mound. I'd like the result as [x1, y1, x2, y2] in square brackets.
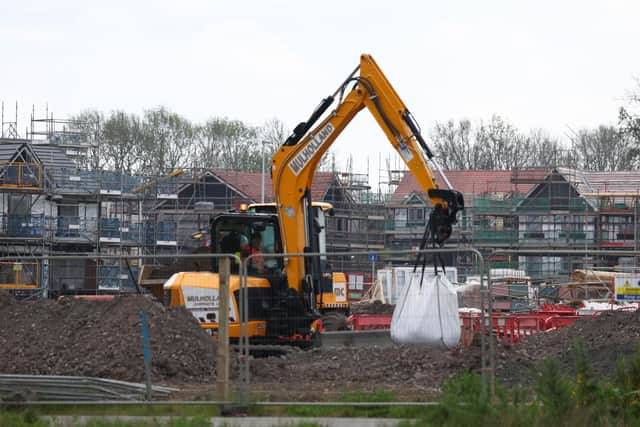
[497, 311, 640, 384]
[0, 292, 216, 384]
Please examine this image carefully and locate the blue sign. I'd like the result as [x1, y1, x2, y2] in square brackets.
[368, 253, 377, 262]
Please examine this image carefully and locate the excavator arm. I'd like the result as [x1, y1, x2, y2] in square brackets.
[272, 54, 464, 297]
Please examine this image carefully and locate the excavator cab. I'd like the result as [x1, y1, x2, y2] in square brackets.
[247, 203, 347, 315]
[210, 213, 283, 275]
[207, 212, 317, 341]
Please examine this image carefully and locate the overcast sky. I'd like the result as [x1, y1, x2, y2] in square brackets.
[2, 0, 639, 184]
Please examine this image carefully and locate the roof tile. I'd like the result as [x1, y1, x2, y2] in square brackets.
[211, 169, 337, 203]
[390, 169, 545, 206]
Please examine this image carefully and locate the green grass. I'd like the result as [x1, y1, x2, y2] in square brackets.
[267, 389, 433, 419]
[20, 404, 220, 418]
[0, 409, 47, 427]
[0, 411, 327, 427]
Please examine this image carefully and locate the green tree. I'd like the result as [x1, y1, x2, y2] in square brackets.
[194, 117, 261, 171]
[102, 111, 144, 174]
[620, 77, 640, 156]
[141, 107, 194, 176]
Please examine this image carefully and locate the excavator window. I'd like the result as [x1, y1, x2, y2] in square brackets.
[211, 215, 282, 274]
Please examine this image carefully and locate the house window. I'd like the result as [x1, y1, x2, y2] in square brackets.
[9, 195, 30, 216]
[407, 207, 425, 225]
[59, 204, 79, 218]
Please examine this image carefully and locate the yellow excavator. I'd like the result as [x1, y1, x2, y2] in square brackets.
[164, 54, 464, 345]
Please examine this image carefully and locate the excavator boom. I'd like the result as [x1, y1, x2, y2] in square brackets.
[272, 54, 464, 297]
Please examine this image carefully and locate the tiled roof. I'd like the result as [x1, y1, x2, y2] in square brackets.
[555, 167, 640, 195]
[31, 144, 77, 170]
[0, 141, 77, 170]
[389, 169, 543, 206]
[210, 169, 338, 203]
[0, 143, 23, 162]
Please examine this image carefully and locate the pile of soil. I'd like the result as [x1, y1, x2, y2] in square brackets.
[498, 310, 640, 384]
[0, 292, 217, 384]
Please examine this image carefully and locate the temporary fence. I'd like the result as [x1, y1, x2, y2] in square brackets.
[0, 248, 492, 406]
[9, 247, 639, 406]
[238, 247, 489, 403]
[13, 244, 640, 403]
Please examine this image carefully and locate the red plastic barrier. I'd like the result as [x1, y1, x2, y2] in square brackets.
[349, 309, 596, 346]
[544, 315, 582, 330]
[536, 303, 577, 316]
[348, 313, 392, 330]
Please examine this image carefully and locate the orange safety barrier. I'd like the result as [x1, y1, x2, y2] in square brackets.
[0, 261, 39, 289]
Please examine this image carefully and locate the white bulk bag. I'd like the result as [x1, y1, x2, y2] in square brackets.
[390, 272, 461, 348]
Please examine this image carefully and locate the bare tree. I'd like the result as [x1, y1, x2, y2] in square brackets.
[619, 77, 640, 150]
[474, 115, 529, 170]
[431, 116, 550, 170]
[429, 119, 477, 170]
[69, 110, 105, 171]
[526, 129, 576, 169]
[570, 125, 636, 171]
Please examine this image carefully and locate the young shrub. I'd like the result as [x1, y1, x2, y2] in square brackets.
[535, 358, 572, 419]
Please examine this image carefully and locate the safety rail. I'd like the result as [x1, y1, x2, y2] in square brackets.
[5, 215, 46, 238]
[55, 216, 97, 239]
[0, 250, 490, 404]
[0, 215, 177, 246]
[0, 375, 176, 401]
[0, 162, 42, 190]
[0, 261, 39, 289]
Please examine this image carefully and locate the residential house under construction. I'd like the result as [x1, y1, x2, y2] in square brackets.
[387, 167, 640, 283]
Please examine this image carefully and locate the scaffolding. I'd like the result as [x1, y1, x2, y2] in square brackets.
[17, 107, 640, 296]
